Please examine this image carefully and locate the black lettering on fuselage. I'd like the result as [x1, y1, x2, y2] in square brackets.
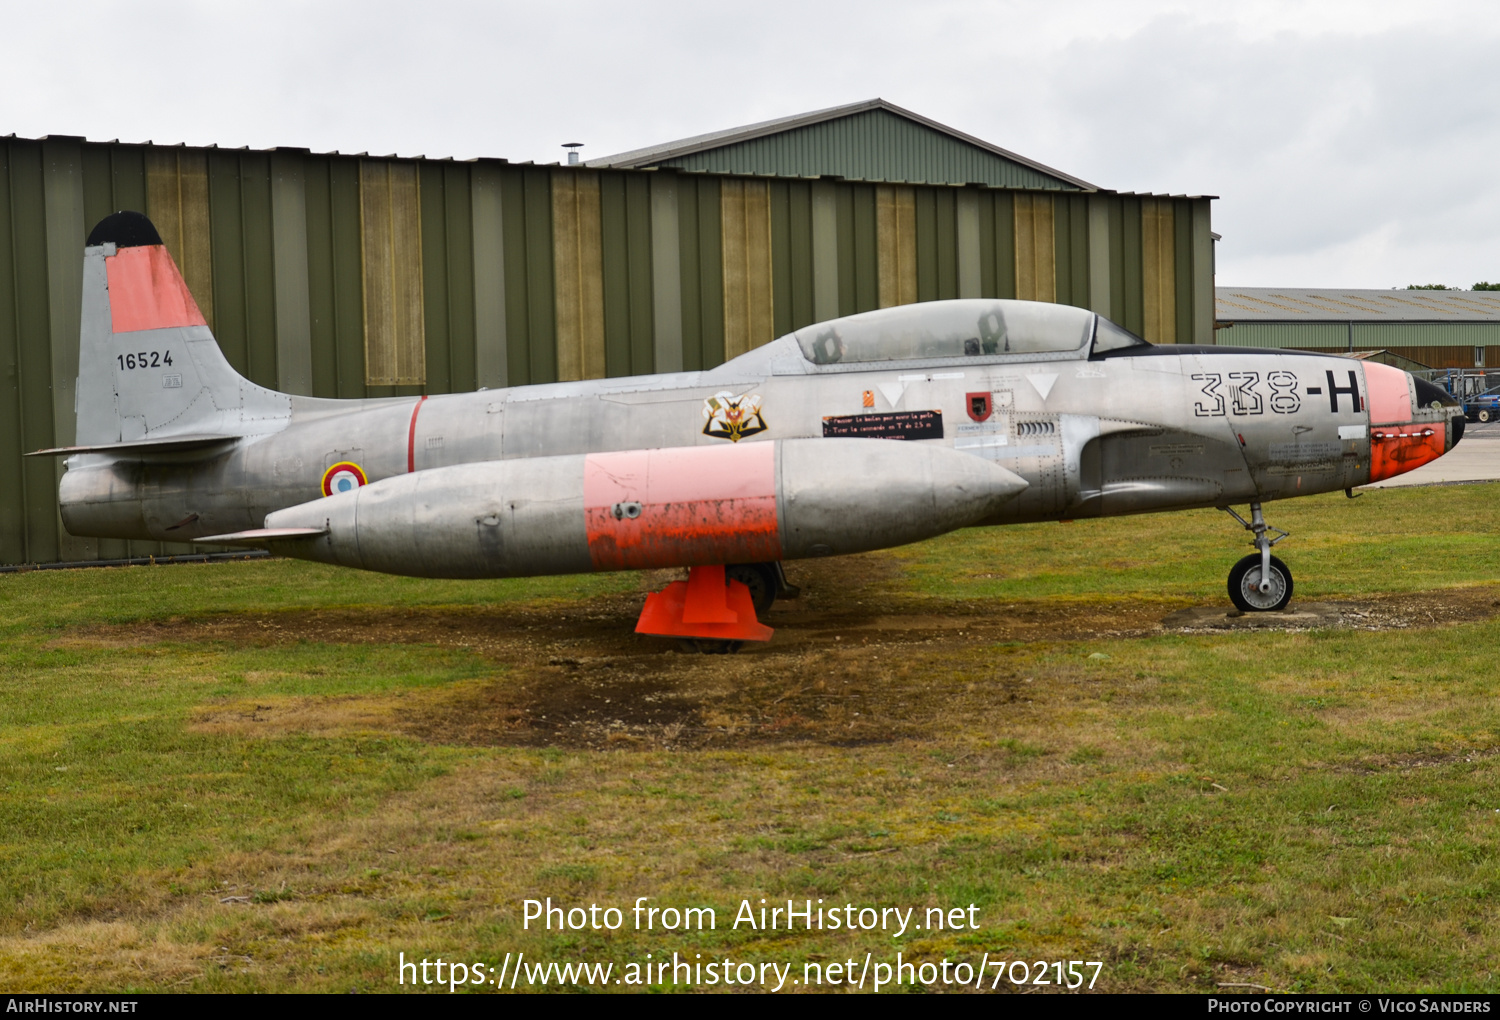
[1268, 371, 1301, 414]
[1191, 373, 1225, 417]
[1228, 371, 1263, 415]
[1326, 370, 1362, 413]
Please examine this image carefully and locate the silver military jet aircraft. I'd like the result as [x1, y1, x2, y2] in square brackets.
[40, 212, 1463, 647]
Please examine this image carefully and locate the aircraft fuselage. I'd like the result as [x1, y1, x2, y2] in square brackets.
[59, 340, 1455, 554]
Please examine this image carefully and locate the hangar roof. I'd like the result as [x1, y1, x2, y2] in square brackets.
[1217, 287, 1500, 323]
[588, 98, 1098, 192]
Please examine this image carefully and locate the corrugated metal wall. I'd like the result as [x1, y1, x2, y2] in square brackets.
[1220, 322, 1500, 368]
[0, 135, 1214, 565]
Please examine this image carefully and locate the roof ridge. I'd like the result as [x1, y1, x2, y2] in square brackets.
[587, 99, 1099, 191]
[1217, 286, 1500, 322]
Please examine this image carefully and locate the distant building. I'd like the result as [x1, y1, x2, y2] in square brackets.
[1215, 288, 1500, 369]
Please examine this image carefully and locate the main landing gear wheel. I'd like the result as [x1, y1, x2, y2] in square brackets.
[726, 563, 778, 615]
[1228, 554, 1294, 612]
[677, 638, 745, 655]
[678, 564, 781, 652]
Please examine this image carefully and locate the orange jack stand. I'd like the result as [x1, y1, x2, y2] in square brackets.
[635, 564, 774, 642]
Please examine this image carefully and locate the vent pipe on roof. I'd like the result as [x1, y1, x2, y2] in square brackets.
[563, 142, 583, 166]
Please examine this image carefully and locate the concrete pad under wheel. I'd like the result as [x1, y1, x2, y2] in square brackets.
[1162, 603, 1345, 630]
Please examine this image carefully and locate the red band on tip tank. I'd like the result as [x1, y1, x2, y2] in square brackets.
[406, 395, 428, 473]
[104, 245, 208, 334]
[583, 443, 781, 571]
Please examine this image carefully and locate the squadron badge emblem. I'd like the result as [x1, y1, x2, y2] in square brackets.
[966, 392, 993, 422]
[702, 391, 768, 443]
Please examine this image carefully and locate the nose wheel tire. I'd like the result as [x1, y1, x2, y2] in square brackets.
[1228, 554, 1294, 612]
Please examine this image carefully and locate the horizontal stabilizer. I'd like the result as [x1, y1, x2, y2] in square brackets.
[27, 433, 241, 457]
[194, 527, 328, 545]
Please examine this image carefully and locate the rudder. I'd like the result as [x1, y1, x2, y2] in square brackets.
[76, 211, 289, 447]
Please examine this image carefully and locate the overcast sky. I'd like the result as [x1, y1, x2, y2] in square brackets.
[5, 0, 1498, 289]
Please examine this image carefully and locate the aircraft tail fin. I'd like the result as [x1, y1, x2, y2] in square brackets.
[75, 211, 289, 448]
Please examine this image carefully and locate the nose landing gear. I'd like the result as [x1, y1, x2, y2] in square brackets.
[1221, 503, 1294, 612]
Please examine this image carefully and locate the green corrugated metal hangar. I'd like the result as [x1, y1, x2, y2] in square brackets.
[1215, 287, 1500, 369]
[0, 98, 1216, 566]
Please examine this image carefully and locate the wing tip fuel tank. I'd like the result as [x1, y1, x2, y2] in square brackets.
[262, 439, 1028, 579]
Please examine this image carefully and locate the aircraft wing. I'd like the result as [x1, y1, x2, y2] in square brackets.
[194, 527, 328, 545]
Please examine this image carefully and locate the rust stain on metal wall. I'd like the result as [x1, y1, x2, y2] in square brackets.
[1013, 192, 1055, 303]
[875, 184, 916, 307]
[1142, 197, 1176, 344]
[720, 178, 774, 359]
[552, 169, 606, 381]
[145, 149, 215, 329]
[359, 160, 426, 385]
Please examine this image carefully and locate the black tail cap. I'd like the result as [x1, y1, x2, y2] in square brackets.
[87, 211, 163, 249]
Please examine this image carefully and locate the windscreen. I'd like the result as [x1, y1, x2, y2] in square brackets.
[1091, 317, 1150, 355]
[792, 299, 1096, 366]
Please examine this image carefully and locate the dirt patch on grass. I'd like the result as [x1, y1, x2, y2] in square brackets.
[70, 556, 1184, 653]
[1341, 745, 1500, 775]
[1338, 586, 1500, 629]
[191, 693, 409, 738]
[100, 561, 1500, 753]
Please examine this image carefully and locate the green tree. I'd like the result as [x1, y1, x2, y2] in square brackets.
[1406, 284, 1453, 290]
[1473, 282, 1500, 291]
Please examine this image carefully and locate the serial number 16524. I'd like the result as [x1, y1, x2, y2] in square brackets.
[117, 351, 173, 370]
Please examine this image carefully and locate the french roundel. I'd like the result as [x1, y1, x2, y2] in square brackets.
[321, 461, 368, 497]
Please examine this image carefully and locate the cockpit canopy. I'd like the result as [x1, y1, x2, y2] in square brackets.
[790, 299, 1146, 367]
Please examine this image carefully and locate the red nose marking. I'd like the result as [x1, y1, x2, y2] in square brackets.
[1370, 428, 1443, 481]
[1364, 363, 1412, 423]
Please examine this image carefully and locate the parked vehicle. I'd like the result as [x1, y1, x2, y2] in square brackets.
[1467, 393, 1500, 422]
[1428, 369, 1500, 421]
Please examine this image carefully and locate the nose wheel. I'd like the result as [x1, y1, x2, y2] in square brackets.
[1228, 553, 1293, 612]
[1221, 503, 1294, 612]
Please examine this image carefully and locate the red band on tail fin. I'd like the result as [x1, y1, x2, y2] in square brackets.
[105, 245, 207, 333]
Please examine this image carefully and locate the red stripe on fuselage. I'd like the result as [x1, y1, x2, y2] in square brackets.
[584, 443, 781, 571]
[407, 395, 427, 473]
[105, 245, 208, 333]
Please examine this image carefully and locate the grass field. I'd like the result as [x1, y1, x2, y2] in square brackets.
[3, 483, 1500, 993]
